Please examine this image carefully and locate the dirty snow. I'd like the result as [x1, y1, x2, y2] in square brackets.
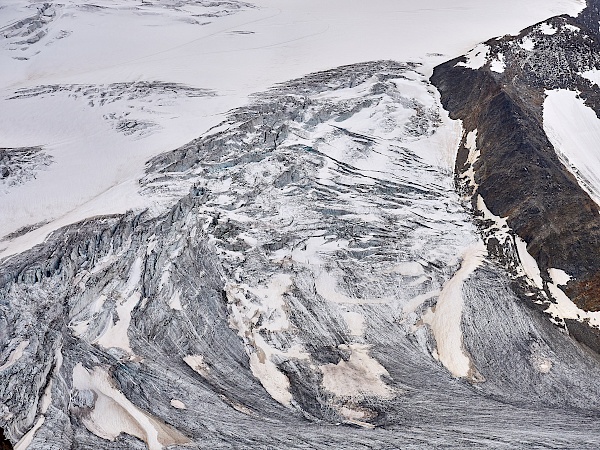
[320, 344, 394, 399]
[0, 340, 29, 371]
[72, 363, 189, 449]
[183, 355, 210, 378]
[422, 241, 487, 379]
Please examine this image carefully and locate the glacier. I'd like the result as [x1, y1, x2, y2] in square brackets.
[2, 0, 600, 449]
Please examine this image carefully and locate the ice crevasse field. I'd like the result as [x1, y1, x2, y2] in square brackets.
[3, 0, 600, 449]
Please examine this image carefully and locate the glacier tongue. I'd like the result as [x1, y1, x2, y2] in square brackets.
[142, 61, 482, 412]
[3, 60, 600, 448]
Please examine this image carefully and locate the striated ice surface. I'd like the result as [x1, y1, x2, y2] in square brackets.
[1, 61, 600, 449]
[0, 0, 597, 448]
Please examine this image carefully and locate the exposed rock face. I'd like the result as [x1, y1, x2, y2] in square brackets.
[431, 0, 600, 349]
[3, 60, 600, 448]
[0, 427, 11, 450]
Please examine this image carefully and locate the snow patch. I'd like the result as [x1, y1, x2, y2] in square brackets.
[403, 290, 440, 316]
[249, 353, 293, 406]
[544, 89, 600, 206]
[540, 22, 557, 35]
[466, 129, 478, 152]
[564, 24, 580, 33]
[14, 416, 44, 450]
[545, 284, 600, 328]
[579, 69, 600, 87]
[40, 345, 63, 414]
[519, 36, 536, 51]
[549, 268, 571, 286]
[343, 311, 365, 337]
[225, 279, 309, 406]
[170, 399, 186, 410]
[422, 241, 486, 380]
[183, 355, 210, 378]
[456, 44, 489, 70]
[72, 363, 189, 450]
[168, 290, 183, 311]
[476, 195, 510, 243]
[248, 274, 293, 332]
[0, 340, 29, 371]
[490, 53, 506, 73]
[461, 129, 480, 190]
[515, 237, 544, 290]
[537, 360, 552, 373]
[388, 261, 424, 277]
[95, 257, 144, 355]
[96, 291, 141, 355]
[532, 354, 553, 373]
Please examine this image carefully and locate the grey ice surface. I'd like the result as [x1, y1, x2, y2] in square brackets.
[1, 61, 600, 449]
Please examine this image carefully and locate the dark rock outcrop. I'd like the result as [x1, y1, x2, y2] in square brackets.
[431, 0, 600, 347]
[0, 427, 12, 450]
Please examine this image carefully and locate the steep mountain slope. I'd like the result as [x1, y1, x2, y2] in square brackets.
[431, 0, 600, 353]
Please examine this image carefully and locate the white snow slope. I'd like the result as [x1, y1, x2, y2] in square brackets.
[544, 89, 600, 207]
[0, 0, 585, 258]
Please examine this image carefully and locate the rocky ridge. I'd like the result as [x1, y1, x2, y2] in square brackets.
[431, 0, 600, 351]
